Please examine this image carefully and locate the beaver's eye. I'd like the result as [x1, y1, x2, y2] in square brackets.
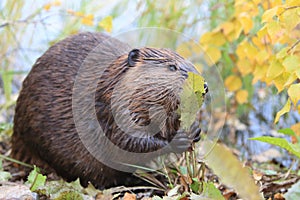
[169, 65, 177, 71]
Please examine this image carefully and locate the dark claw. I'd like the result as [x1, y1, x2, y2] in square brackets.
[189, 121, 201, 142]
[192, 127, 201, 142]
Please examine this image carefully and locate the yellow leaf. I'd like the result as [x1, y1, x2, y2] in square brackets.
[244, 42, 258, 60]
[188, 73, 205, 91]
[221, 21, 235, 35]
[237, 41, 258, 60]
[267, 21, 285, 44]
[278, 33, 291, 44]
[286, 0, 300, 6]
[283, 55, 300, 73]
[236, 90, 248, 104]
[252, 0, 261, 5]
[276, 6, 285, 16]
[252, 36, 264, 49]
[200, 31, 226, 46]
[284, 72, 297, 87]
[298, 105, 300, 114]
[225, 75, 242, 91]
[291, 123, 300, 136]
[261, 7, 278, 23]
[271, 0, 282, 7]
[202, 141, 262, 200]
[180, 73, 206, 129]
[98, 16, 113, 33]
[74, 11, 84, 17]
[274, 99, 291, 124]
[226, 19, 243, 42]
[239, 13, 253, 34]
[288, 83, 300, 106]
[281, 8, 300, 31]
[257, 25, 267, 37]
[200, 32, 214, 44]
[81, 14, 94, 26]
[236, 41, 247, 59]
[266, 60, 284, 79]
[233, 19, 243, 39]
[262, 1, 269, 10]
[237, 59, 253, 75]
[276, 47, 288, 59]
[273, 72, 290, 92]
[235, 0, 259, 16]
[53, 0, 61, 6]
[204, 46, 221, 65]
[253, 65, 268, 84]
[255, 49, 269, 64]
[211, 31, 227, 46]
[257, 25, 269, 41]
[43, 3, 51, 11]
[296, 69, 300, 78]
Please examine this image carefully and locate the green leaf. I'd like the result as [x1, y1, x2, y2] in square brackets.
[187, 72, 206, 107]
[278, 128, 296, 136]
[250, 136, 300, 158]
[54, 191, 83, 200]
[0, 160, 12, 181]
[1, 71, 13, 101]
[26, 166, 46, 192]
[190, 178, 200, 193]
[202, 141, 262, 200]
[179, 166, 188, 175]
[179, 72, 206, 130]
[191, 182, 224, 200]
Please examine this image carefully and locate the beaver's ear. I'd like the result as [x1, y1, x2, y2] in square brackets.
[128, 49, 140, 67]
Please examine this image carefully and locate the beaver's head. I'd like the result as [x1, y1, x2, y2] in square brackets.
[108, 47, 203, 140]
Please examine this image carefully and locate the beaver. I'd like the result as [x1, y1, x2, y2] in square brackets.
[11, 32, 206, 189]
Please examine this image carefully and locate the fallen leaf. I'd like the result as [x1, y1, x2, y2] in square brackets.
[123, 192, 136, 200]
[202, 141, 262, 200]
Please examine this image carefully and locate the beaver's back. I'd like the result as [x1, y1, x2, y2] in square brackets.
[12, 32, 134, 188]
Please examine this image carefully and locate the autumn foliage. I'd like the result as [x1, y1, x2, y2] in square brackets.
[196, 0, 299, 133]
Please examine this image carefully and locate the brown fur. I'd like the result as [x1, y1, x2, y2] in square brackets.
[11, 32, 201, 189]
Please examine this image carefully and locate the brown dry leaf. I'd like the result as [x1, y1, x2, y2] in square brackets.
[274, 193, 285, 200]
[253, 170, 263, 182]
[123, 192, 136, 200]
[95, 192, 113, 200]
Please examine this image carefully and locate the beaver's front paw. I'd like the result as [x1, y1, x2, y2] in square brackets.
[169, 121, 201, 153]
